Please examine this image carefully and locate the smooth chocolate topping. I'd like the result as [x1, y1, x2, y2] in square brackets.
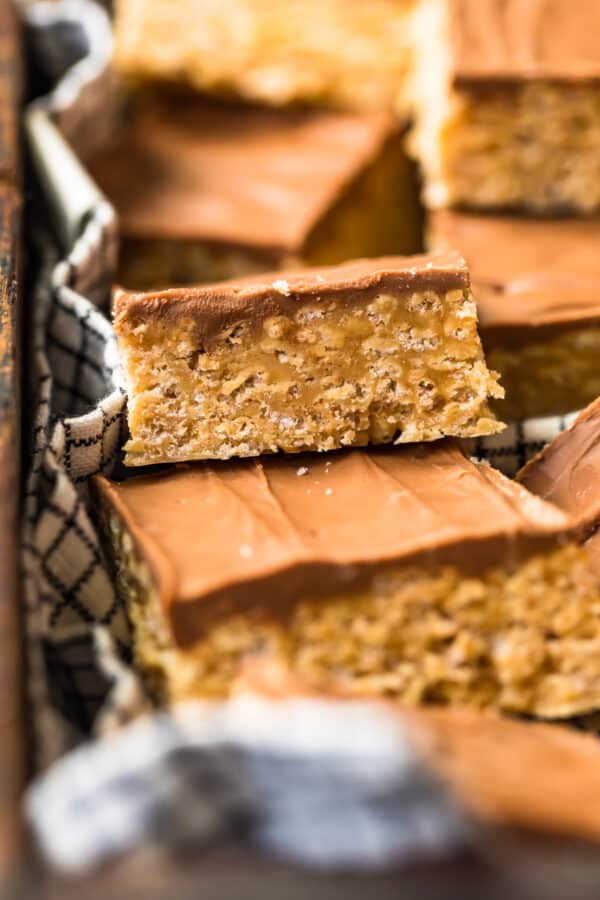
[89, 94, 401, 254]
[518, 398, 600, 536]
[429, 210, 600, 348]
[113, 251, 470, 342]
[92, 442, 571, 647]
[448, 0, 600, 82]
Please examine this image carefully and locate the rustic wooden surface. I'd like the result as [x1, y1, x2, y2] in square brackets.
[0, 0, 20, 183]
[0, 0, 24, 890]
[38, 837, 600, 900]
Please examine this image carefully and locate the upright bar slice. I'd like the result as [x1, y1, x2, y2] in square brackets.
[89, 94, 421, 289]
[91, 441, 600, 716]
[429, 210, 600, 420]
[113, 0, 416, 112]
[518, 397, 600, 575]
[114, 253, 503, 465]
[411, 0, 600, 212]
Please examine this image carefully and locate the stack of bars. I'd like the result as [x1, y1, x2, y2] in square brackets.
[411, 0, 600, 420]
[90, 0, 600, 754]
[90, 0, 425, 289]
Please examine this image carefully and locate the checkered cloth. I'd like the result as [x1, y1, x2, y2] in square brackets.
[20, 0, 581, 874]
[22, 0, 129, 766]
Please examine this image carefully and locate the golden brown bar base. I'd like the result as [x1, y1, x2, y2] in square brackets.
[116, 273, 503, 465]
[114, 0, 416, 112]
[434, 82, 600, 213]
[427, 209, 600, 420]
[410, 0, 600, 213]
[117, 239, 275, 293]
[488, 328, 600, 421]
[114, 122, 422, 290]
[111, 526, 600, 718]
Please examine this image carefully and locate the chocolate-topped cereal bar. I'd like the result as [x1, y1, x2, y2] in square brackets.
[518, 397, 600, 577]
[91, 441, 600, 716]
[113, 0, 416, 112]
[405, 706, 600, 843]
[89, 94, 421, 289]
[114, 253, 503, 466]
[429, 210, 600, 420]
[240, 665, 600, 845]
[411, 0, 600, 212]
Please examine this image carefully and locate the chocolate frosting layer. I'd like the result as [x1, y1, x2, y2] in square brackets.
[113, 251, 470, 342]
[429, 210, 600, 347]
[518, 398, 600, 536]
[89, 94, 400, 254]
[448, 0, 600, 82]
[92, 441, 571, 647]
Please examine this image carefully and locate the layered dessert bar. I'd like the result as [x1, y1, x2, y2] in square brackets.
[90, 441, 600, 717]
[429, 210, 600, 420]
[89, 94, 421, 289]
[239, 664, 600, 844]
[405, 706, 600, 843]
[518, 397, 600, 575]
[411, 0, 600, 212]
[114, 253, 504, 466]
[113, 0, 416, 112]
